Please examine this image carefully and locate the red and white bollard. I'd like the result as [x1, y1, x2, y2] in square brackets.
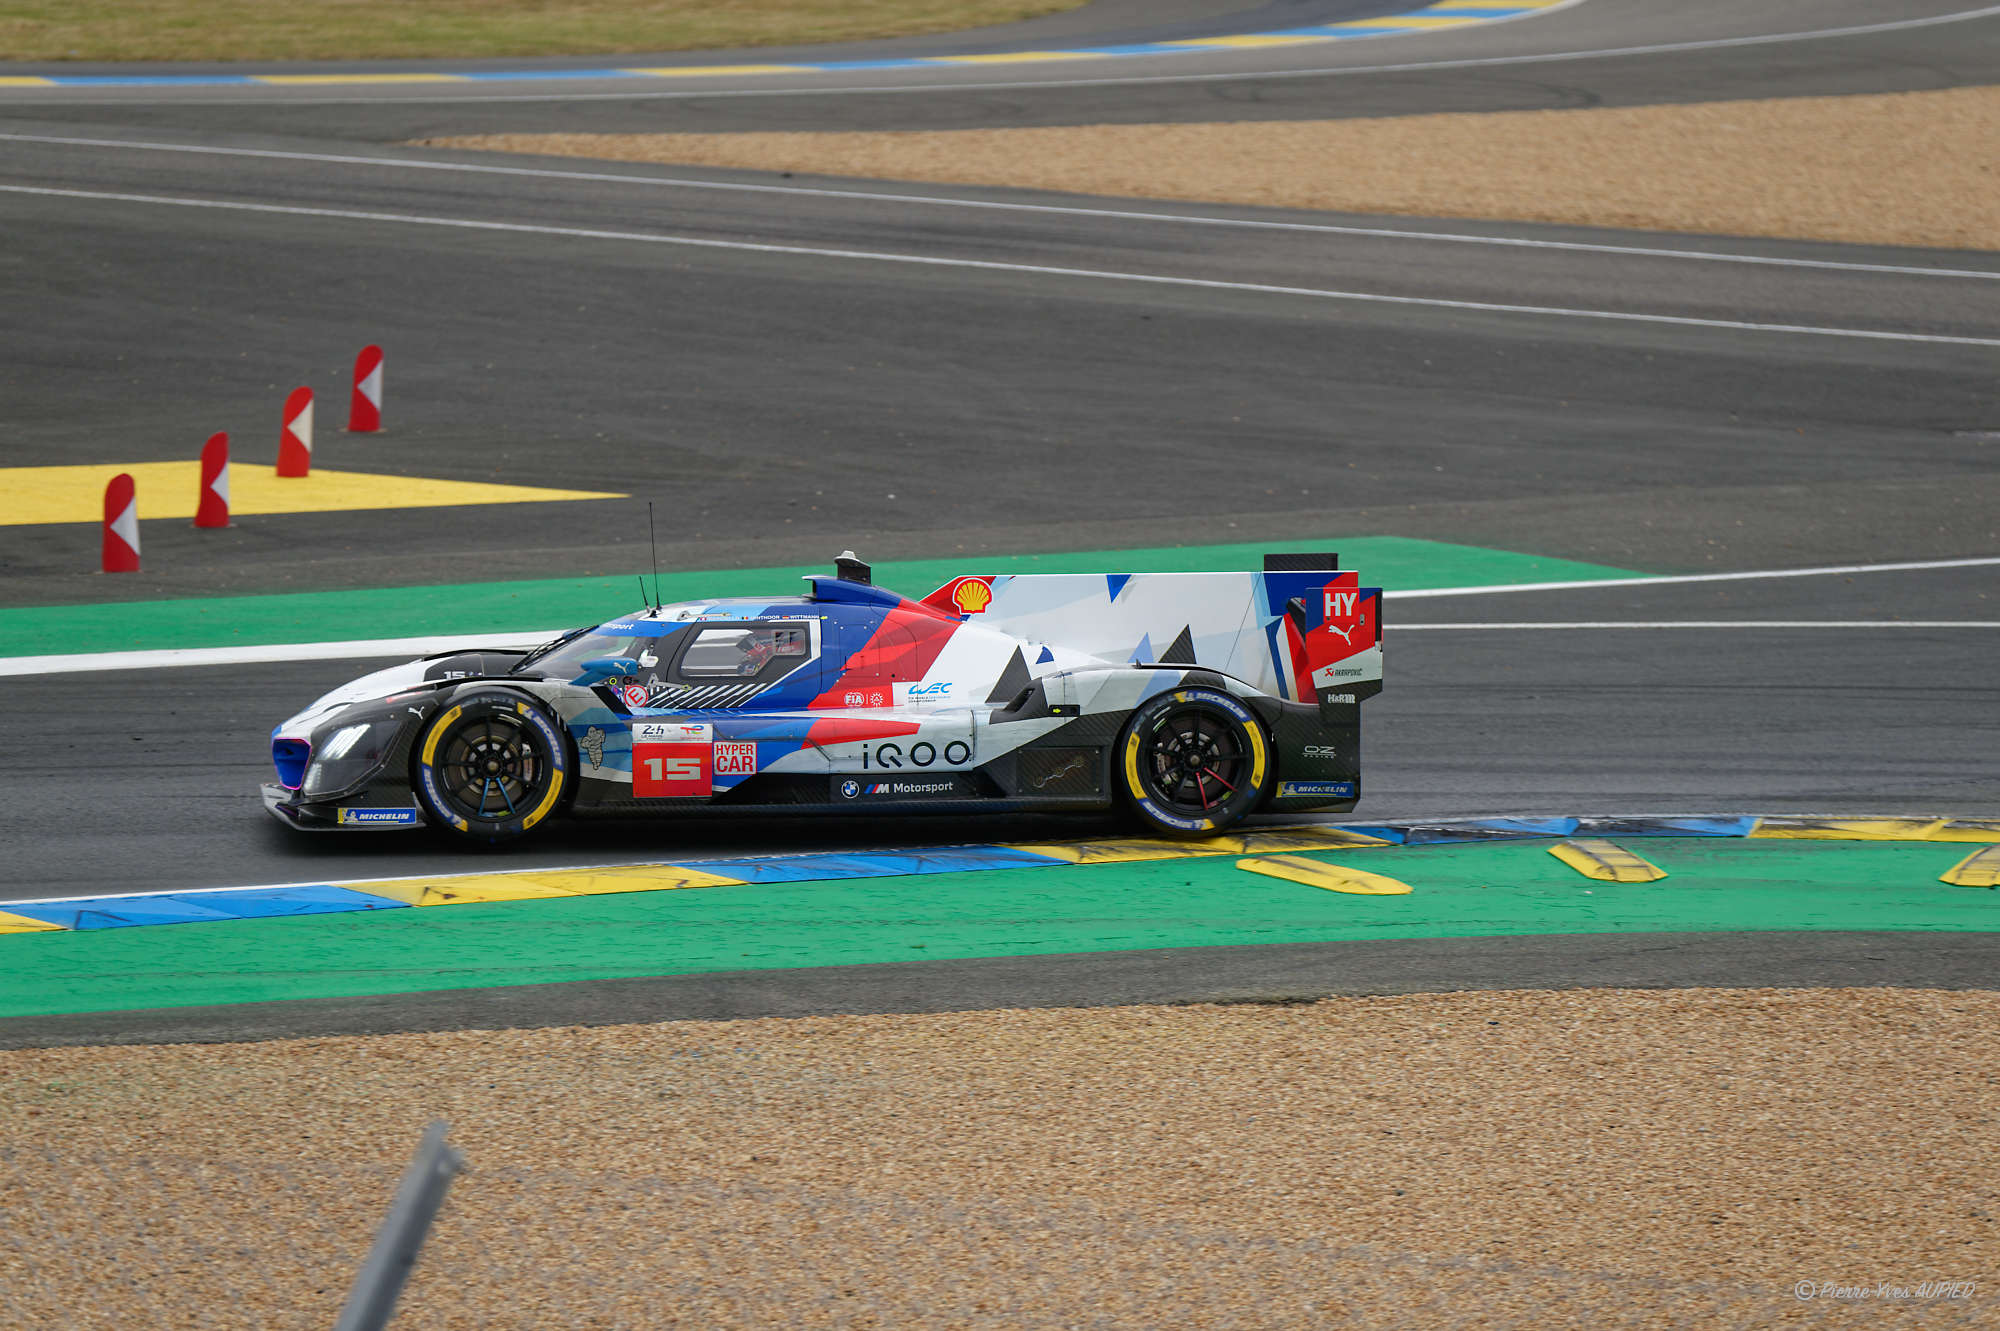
[102, 472, 139, 573]
[195, 431, 230, 528]
[349, 344, 383, 433]
[277, 386, 313, 477]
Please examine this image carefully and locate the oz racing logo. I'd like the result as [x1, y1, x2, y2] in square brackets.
[861, 739, 973, 770]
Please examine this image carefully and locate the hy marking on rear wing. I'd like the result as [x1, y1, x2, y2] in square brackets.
[922, 552, 1380, 710]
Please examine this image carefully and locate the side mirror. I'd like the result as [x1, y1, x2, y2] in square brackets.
[570, 656, 640, 687]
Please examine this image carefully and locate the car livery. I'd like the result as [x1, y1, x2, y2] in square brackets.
[263, 552, 1382, 841]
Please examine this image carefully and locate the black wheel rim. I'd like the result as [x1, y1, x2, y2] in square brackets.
[1138, 707, 1248, 816]
[435, 712, 547, 822]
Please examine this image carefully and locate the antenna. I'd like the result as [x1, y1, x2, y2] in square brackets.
[646, 501, 663, 611]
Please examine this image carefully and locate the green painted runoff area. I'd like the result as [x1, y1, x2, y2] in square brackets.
[1, 840, 1988, 1019]
[0, 537, 1637, 658]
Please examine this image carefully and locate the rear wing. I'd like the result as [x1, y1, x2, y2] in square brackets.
[922, 552, 1380, 712]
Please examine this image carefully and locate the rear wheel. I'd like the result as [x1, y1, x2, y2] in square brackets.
[413, 691, 570, 842]
[1118, 688, 1271, 838]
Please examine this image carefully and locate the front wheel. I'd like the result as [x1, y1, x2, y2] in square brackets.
[413, 691, 570, 843]
[1117, 688, 1272, 838]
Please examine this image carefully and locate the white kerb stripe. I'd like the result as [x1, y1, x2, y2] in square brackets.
[212, 459, 229, 506]
[358, 362, 383, 406]
[109, 496, 138, 554]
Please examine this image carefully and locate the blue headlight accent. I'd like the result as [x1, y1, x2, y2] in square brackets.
[272, 738, 311, 790]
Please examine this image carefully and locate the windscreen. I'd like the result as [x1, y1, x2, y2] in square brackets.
[515, 616, 684, 680]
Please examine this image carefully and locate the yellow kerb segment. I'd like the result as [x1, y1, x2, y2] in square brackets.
[1933, 820, 2000, 843]
[622, 64, 811, 77]
[254, 73, 470, 85]
[1548, 839, 1668, 883]
[1424, 0, 1554, 10]
[0, 463, 622, 527]
[1750, 818, 1957, 841]
[360, 863, 745, 906]
[0, 911, 63, 933]
[0, 77, 56, 86]
[1940, 846, 2000, 889]
[1237, 854, 1413, 895]
[931, 51, 1107, 64]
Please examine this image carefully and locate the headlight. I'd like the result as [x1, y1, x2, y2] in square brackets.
[320, 723, 371, 761]
[303, 718, 398, 797]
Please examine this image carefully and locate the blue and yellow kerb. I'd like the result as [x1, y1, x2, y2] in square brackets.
[0, 1, 1570, 91]
[2, 815, 1993, 936]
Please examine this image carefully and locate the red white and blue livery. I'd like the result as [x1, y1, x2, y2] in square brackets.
[264, 552, 1382, 841]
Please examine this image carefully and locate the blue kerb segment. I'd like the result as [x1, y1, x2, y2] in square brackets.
[1345, 818, 1584, 845]
[4, 897, 248, 929]
[7, 885, 408, 929]
[191, 885, 413, 918]
[1576, 816, 1762, 839]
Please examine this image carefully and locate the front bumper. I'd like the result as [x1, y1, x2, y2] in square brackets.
[261, 783, 427, 831]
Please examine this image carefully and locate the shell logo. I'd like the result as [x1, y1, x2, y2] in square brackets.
[952, 578, 994, 614]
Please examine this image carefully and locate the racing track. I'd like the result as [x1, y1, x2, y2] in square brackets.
[1, 0, 1996, 1033]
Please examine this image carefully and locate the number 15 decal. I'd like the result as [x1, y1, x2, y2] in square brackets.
[633, 742, 712, 797]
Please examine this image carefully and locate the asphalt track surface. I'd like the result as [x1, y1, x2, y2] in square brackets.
[1, 0, 1996, 1026]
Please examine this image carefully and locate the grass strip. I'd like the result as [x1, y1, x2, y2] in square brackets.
[0, 840, 1987, 1019]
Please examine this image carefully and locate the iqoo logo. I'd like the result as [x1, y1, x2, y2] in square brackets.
[862, 740, 973, 770]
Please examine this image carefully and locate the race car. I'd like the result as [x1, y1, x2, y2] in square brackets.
[264, 552, 1382, 842]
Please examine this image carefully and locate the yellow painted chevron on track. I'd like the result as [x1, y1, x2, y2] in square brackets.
[0, 910, 63, 933]
[1, 462, 622, 527]
[1548, 839, 1668, 883]
[359, 864, 745, 907]
[1237, 854, 1413, 895]
[1940, 847, 2000, 888]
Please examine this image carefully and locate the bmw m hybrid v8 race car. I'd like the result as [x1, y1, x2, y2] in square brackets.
[264, 552, 1382, 842]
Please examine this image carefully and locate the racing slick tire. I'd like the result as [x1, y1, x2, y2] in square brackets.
[412, 690, 571, 843]
[1117, 687, 1272, 838]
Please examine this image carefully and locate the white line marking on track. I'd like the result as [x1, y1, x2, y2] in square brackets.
[1390, 621, 2000, 629]
[4, 184, 1994, 346]
[1394, 555, 2000, 598]
[2, 559, 1996, 678]
[4, 132, 1988, 282]
[21, 4, 1994, 106]
[0, 631, 559, 679]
